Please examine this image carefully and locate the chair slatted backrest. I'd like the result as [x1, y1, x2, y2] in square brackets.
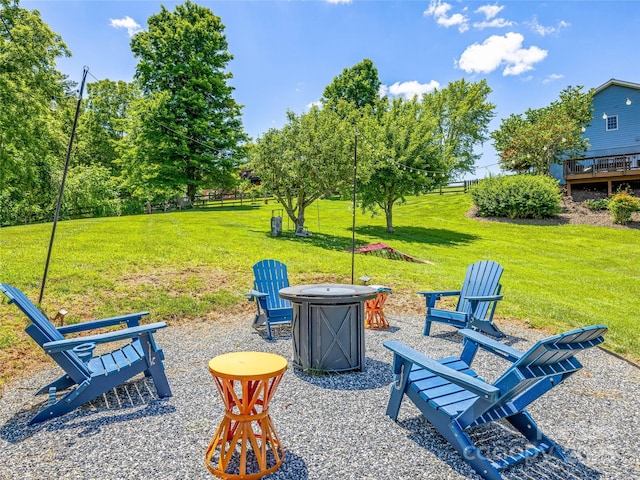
[457, 260, 503, 319]
[460, 325, 607, 428]
[0, 283, 90, 379]
[252, 260, 291, 310]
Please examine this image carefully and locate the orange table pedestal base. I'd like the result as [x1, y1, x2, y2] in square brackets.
[364, 290, 390, 330]
[206, 352, 287, 479]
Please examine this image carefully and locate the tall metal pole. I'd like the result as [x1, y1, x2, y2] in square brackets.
[39, 66, 89, 305]
[350, 128, 358, 285]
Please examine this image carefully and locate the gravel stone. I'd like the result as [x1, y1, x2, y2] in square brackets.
[0, 315, 638, 479]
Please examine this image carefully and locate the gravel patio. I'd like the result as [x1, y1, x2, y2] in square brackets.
[0, 314, 638, 480]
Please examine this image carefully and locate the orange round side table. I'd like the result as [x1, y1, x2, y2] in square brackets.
[364, 286, 392, 330]
[205, 351, 288, 479]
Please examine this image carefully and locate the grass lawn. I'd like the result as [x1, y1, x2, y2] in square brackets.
[1, 193, 638, 387]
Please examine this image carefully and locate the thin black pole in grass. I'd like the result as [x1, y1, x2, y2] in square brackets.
[39, 66, 89, 305]
[351, 128, 358, 285]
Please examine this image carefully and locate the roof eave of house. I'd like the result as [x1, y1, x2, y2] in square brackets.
[595, 78, 640, 94]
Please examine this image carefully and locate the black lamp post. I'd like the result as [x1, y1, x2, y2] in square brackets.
[350, 128, 358, 285]
[39, 66, 89, 305]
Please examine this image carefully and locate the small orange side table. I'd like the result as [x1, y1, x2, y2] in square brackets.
[205, 351, 287, 479]
[364, 286, 392, 330]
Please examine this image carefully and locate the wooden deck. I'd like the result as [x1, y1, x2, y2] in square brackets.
[563, 153, 640, 195]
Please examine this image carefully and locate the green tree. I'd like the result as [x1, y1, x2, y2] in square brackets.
[61, 164, 122, 218]
[73, 80, 138, 174]
[321, 58, 382, 112]
[129, 0, 247, 201]
[357, 97, 440, 233]
[115, 91, 183, 205]
[250, 107, 353, 232]
[424, 78, 495, 177]
[492, 85, 593, 175]
[357, 79, 495, 233]
[0, 0, 70, 224]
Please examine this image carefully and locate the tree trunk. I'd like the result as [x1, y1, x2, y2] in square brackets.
[296, 206, 306, 232]
[385, 204, 394, 233]
[187, 184, 197, 202]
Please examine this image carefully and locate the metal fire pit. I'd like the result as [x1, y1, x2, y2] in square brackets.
[278, 284, 377, 372]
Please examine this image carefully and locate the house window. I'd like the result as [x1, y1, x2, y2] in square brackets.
[606, 115, 618, 131]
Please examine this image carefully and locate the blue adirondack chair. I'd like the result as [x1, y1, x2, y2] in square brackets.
[247, 259, 293, 339]
[0, 283, 172, 424]
[418, 260, 504, 338]
[384, 324, 607, 480]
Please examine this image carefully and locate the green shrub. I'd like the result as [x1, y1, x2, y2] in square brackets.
[584, 197, 610, 211]
[470, 174, 561, 219]
[607, 191, 640, 224]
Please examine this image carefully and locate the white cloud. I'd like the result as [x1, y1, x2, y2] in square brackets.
[473, 18, 515, 30]
[306, 101, 322, 110]
[472, 4, 514, 30]
[543, 73, 565, 84]
[326, 0, 352, 3]
[380, 80, 440, 99]
[527, 16, 570, 36]
[424, 1, 469, 33]
[424, 0, 453, 18]
[475, 5, 504, 20]
[456, 32, 547, 76]
[109, 16, 142, 37]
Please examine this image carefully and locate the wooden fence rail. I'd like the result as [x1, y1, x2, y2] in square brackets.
[2, 181, 478, 227]
[430, 179, 478, 195]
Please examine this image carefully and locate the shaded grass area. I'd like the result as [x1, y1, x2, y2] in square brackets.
[0, 193, 638, 388]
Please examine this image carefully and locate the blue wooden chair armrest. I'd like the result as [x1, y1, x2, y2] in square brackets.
[43, 322, 167, 354]
[417, 289, 461, 298]
[418, 290, 462, 310]
[384, 340, 500, 401]
[247, 289, 268, 301]
[459, 328, 523, 363]
[57, 312, 149, 334]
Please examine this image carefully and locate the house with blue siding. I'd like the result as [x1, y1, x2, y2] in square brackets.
[551, 79, 640, 196]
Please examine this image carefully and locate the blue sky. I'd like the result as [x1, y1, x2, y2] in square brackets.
[23, 0, 640, 176]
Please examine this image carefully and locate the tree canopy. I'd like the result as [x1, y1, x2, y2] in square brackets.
[251, 73, 495, 234]
[129, 0, 247, 201]
[250, 107, 353, 232]
[0, 0, 70, 224]
[356, 96, 439, 233]
[492, 85, 593, 175]
[73, 80, 138, 174]
[321, 58, 382, 112]
[425, 78, 495, 176]
[358, 78, 495, 232]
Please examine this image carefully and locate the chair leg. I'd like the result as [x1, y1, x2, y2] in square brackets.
[385, 358, 410, 421]
[507, 411, 566, 461]
[385, 385, 405, 421]
[35, 374, 75, 395]
[423, 319, 432, 336]
[439, 421, 504, 480]
[252, 313, 266, 328]
[422, 295, 438, 336]
[29, 379, 92, 424]
[147, 364, 172, 398]
[266, 320, 273, 340]
[471, 318, 505, 339]
[139, 334, 172, 398]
